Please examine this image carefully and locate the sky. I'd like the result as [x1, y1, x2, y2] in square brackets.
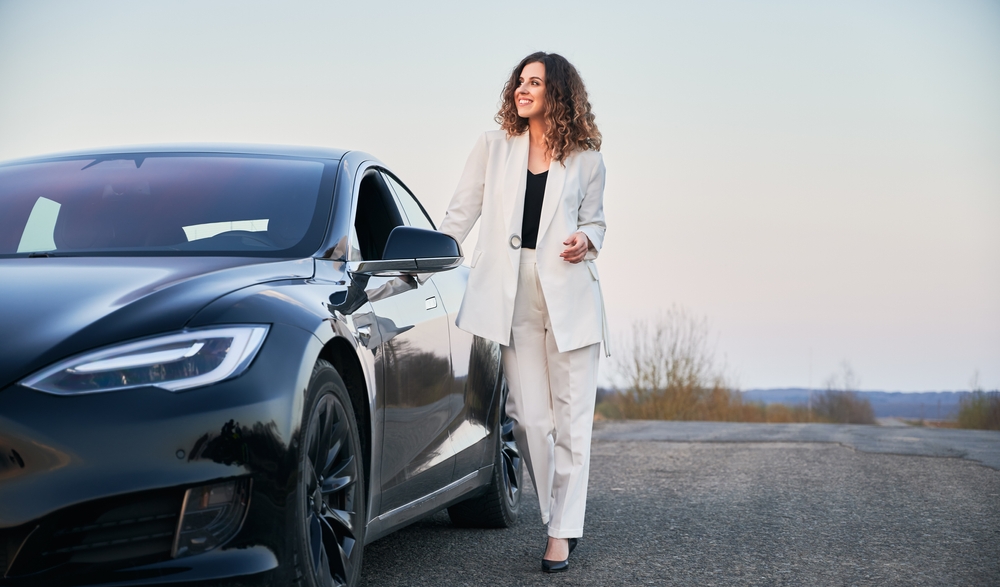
[1, 0, 997, 391]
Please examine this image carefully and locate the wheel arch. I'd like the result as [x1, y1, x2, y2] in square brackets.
[318, 337, 372, 513]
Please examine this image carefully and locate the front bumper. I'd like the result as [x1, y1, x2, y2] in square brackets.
[0, 323, 321, 585]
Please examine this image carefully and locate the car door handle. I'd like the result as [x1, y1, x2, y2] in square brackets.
[425, 296, 437, 310]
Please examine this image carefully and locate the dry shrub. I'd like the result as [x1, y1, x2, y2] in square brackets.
[607, 308, 730, 420]
[602, 308, 813, 423]
[812, 390, 876, 424]
[599, 312, 883, 425]
[812, 361, 875, 424]
[756, 403, 815, 423]
[957, 372, 1000, 430]
[957, 391, 1000, 431]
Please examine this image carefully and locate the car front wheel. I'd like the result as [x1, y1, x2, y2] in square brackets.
[294, 360, 366, 587]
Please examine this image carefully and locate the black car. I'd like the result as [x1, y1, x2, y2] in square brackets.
[0, 145, 522, 587]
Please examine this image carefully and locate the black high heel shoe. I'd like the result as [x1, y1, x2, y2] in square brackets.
[541, 538, 578, 573]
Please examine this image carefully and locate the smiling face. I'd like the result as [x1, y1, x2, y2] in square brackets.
[514, 61, 546, 120]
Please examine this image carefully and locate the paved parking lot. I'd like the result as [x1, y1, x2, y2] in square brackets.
[360, 421, 1000, 586]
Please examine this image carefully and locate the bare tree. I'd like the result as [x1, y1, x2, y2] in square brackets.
[609, 306, 736, 421]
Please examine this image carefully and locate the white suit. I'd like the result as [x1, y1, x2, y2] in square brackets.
[438, 130, 608, 354]
[439, 130, 608, 539]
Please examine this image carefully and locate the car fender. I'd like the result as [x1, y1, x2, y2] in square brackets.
[187, 259, 384, 517]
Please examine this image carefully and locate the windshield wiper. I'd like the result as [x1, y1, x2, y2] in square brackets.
[27, 252, 57, 258]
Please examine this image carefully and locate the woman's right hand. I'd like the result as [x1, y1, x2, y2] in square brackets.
[560, 232, 590, 264]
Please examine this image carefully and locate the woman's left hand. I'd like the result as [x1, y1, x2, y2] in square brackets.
[560, 231, 590, 264]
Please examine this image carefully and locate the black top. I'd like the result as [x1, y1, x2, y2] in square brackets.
[520, 169, 547, 249]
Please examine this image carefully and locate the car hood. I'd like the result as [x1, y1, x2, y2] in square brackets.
[0, 257, 314, 390]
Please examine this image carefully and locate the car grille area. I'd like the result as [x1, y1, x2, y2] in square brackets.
[3, 487, 184, 580]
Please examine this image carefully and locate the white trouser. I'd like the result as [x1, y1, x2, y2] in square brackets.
[501, 248, 601, 539]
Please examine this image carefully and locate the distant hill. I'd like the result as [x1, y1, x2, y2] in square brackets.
[741, 388, 969, 420]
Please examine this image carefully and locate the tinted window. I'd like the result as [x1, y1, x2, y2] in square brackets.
[0, 155, 330, 257]
[382, 172, 435, 231]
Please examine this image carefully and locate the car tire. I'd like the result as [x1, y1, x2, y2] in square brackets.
[293, 360, 366, 587]
[448, 376, 522, 528]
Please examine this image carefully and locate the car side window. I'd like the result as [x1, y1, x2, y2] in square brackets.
[353, 169, 405, 261]
[382, 172, 436, 231]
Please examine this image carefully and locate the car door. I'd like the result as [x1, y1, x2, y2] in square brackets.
[381, 172, 494, 479]
[350, 167, 457, 514]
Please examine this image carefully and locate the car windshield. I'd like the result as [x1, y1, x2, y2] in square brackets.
[0, 154, 331, 257]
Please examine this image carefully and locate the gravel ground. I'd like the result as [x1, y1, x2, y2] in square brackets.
[359, 423, 1000, 587]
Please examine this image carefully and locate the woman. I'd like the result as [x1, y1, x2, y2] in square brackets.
[438, 51, 608, 573]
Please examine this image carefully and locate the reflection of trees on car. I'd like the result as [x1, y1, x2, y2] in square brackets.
[459, 335, 501, 416]
[189, 419, 287, 472]
[382, 338, 452, 409]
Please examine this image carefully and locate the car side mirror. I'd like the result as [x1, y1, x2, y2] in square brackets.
[351, 226, 463, 277]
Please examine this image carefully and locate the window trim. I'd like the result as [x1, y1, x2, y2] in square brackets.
[380, 170, 437, 231]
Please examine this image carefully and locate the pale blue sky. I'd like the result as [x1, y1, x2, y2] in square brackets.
[1, 0, 997, 391]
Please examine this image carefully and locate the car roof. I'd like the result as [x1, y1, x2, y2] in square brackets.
[0, 143, 349, 166]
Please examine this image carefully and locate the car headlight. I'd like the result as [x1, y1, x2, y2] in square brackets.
[21, 326, 269, 395]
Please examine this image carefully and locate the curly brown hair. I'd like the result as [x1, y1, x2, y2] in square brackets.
[495, 52, 601, 163]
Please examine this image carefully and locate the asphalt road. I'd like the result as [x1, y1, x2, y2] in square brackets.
[359, 421, 1000, 587]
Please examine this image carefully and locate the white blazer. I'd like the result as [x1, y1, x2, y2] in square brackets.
[438, 130, 609, 355]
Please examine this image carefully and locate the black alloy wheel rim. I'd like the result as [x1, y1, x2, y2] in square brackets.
[304, 394, 361, 587]
[500, 384, 521, 506]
